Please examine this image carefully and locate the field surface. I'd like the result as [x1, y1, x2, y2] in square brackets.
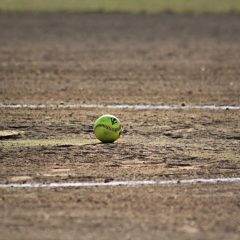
[1, 0, 240, 13]
[0, 13, 240, 240]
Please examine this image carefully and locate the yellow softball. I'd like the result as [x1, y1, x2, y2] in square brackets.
[94, 114, 122, 143]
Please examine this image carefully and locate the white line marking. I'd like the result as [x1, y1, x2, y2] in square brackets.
[0, 103, 240, 110]
[0, 177, 240, 189]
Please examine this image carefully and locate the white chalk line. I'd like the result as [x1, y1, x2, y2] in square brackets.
[0, 177, 240, 189]
[0, 103, 240, 110]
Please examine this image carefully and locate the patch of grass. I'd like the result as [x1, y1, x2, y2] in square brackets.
[0, 0, 240, 13]
[0, 138, 98, 148]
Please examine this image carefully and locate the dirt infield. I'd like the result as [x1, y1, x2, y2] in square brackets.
[0, 13, 240, 105]
[0, 13, 240, 239]
[1, 184, 240, 240]
[1, 108, 240, 184]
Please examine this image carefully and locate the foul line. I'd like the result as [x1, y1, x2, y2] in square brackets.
[0, 103, 240, 110]
[0, 177, 240, 189]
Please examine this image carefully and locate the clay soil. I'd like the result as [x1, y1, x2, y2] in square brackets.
[0, 13, 240, 240]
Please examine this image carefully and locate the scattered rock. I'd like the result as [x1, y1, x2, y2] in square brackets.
[0, 130, 23, 139]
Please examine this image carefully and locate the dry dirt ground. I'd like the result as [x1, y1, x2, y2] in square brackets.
[0, 13, 240, 240]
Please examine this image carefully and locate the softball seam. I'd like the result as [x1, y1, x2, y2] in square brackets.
[94, 124, 121, 132]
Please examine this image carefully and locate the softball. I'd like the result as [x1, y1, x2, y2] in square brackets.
[94, 114, 122, 143]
